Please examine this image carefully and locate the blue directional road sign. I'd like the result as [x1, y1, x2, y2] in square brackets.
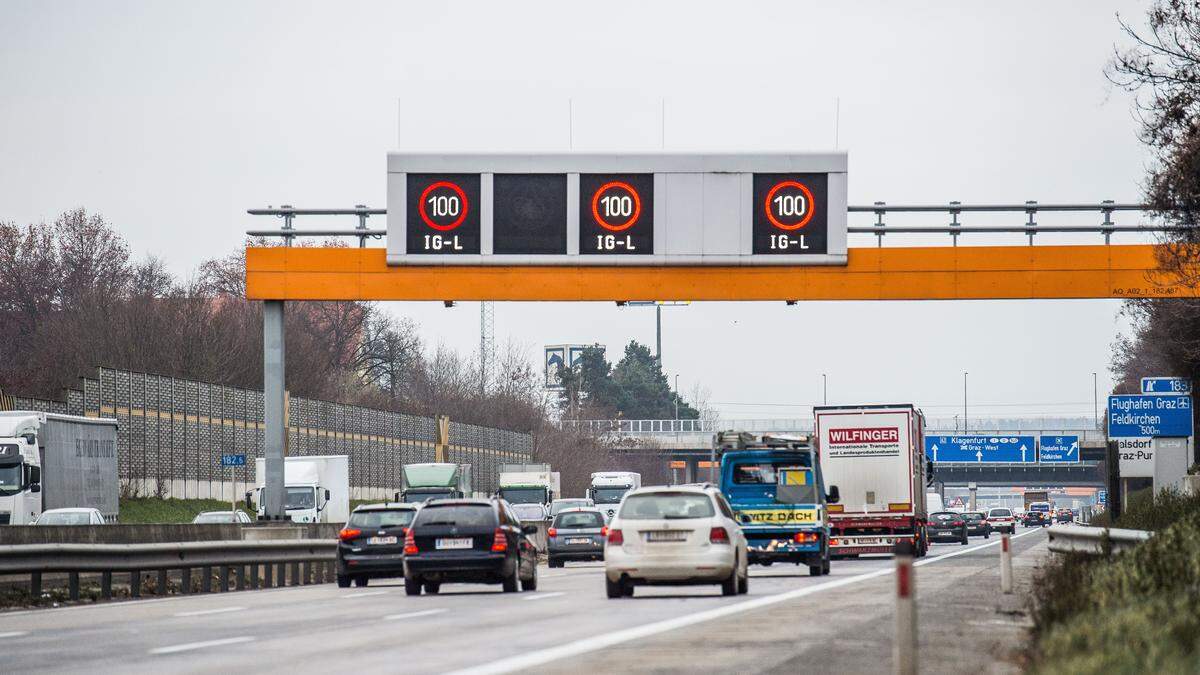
[1141, 377, 1191, 396]
[220, 453, 246, 467]
[1039, 435, 1080, 463]
[1108, 395, 1194, 437]
[1098, 489, 1107, 506]
[924, 436, 1037, 463]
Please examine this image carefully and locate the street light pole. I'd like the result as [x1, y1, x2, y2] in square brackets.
[674, 374, 680, 420]
[822, 373, 827, 406]
[963, 372, 968, 432]
[1093, 372, 1098, 429]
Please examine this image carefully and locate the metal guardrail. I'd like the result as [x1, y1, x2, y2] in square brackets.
[0, 539, 335, 601]
[1047, 524, 1152, 555]
[245, 202, 1191, 246]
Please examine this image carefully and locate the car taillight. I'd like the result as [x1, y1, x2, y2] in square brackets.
[607, 528, 624, 545]
[491, 527, 508, 553]
[709, 527, 730, 544]
[793, 532, 818, 543]
[952, 521, 964, 527]
[601, 526, 608, 537]
[403, 528, 417, 555]
[547, 528, 557, 538]
[338, 528, 361, 541]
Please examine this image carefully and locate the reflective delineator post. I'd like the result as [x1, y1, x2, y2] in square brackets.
[894, 539, 917, 675]
[1000, 532, 1013, 594]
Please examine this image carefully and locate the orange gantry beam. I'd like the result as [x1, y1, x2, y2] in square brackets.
[244, 244, 1191, 302]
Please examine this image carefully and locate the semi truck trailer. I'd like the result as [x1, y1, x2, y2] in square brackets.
[0, 411, 120, 525]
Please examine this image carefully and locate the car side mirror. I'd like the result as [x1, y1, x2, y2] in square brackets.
[244, 491, 254, 510]
[827, 486, 840, 504]
[324, 489, 331, 502]
[29, 483, 40, 494]
[522, 524, 539, 535]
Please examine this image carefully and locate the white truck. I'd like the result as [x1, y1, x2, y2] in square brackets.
[0, 411, 120, 525]
[250, 455, 349, 524]
[814, 404, 930, 557]
[497, 463, 561, 521]
[397, 463, 473, 503]
[587, 471, 642, 523]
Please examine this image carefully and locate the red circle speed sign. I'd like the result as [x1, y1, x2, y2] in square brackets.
[418, 180, 469, 231]
[590, 181, 642, 232]
[764, 180, 816, 231]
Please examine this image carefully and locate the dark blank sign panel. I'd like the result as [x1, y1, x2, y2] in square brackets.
[579, 173, 653, 255]
[493, 174, 567, 254]
[406, 173, 481, 255]
[752, 173, 828, 255]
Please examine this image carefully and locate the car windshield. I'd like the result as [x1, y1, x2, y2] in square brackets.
[285, 487, 315, 510]
[38, 511, 92, 525]
[551, 500, 590, 515]
[349, 510, 415, 529]
[591, 487, 629, 504]
[554, 511, 605, 529]
[619, 493, 715, 520]
[499, 488, 546, 504]
[731, 462, 818, 504]
[194, 512, 242, 523]
[989, 508, 1012, 517]
[413, 504, 495, 528]
[0, 463, 20, 496]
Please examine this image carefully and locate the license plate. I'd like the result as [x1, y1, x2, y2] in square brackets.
[368, 536, 398, 545]
[850, 538, 881, 545]
[567, 537, 591, 545]
[436, 537, 473, 550]
[645, 531, 688, 542]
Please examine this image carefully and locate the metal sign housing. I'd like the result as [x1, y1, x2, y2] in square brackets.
[386, 152, 849, 266]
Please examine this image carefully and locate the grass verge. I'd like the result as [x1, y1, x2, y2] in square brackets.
[118, 498, 254, 524]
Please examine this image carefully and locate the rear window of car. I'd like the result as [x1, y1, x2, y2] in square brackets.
[963, 513, 985, 521]
[932, 512, 957, 521]
[989, 508, 1012, 517]
[412, 504, 495, 528]
[349, 509, 415, 529]
[553, 511, 605, 528]
[619, 493, 715, 520]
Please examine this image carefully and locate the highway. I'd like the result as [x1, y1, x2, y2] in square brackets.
[0, 528, 1048, 674]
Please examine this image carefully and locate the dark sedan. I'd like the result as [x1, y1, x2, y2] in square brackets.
[547, 508, 606, 567]
[337, 503, 417, 587]
[962, 511, 991, 538]
[927, 511, 969, 545]
[403, 498, 539, 595]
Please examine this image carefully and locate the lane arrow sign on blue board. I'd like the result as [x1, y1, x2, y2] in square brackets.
[924, 436, 1037, 463]
[1038, 435, 1080, 463]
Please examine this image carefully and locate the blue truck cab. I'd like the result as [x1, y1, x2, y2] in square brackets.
[716, 431, 839, 576]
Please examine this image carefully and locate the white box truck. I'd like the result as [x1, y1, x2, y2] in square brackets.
[497, 463, 561, 521]
[814, 404, 929, 557]
[0, 411, 120, 525]
[587, 471, 641, 523]
[251, 455, 350, 524]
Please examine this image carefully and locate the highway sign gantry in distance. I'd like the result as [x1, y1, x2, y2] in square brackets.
[924, 436, 1037, 463]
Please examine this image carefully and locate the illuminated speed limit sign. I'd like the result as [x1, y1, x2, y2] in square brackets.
[406, 174, 481, 255]
[579, 174, 653, 255]
[753, 174, 828, 255]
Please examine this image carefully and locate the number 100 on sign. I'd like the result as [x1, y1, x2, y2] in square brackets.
[406, 174, 481, 255]
[579, 174, 653, 255]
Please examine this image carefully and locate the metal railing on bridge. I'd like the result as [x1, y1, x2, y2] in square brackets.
[560, 417, 1102, 440]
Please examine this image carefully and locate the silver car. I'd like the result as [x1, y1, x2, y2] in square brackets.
[547, 508, 606, 568]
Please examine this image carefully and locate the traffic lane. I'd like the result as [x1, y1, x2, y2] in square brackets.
[544, 528, 1048, 675]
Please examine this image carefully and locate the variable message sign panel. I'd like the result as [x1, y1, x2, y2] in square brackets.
[386, 153, 848, 265]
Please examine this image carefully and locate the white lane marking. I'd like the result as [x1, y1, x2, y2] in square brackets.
[0, 631, 30, 638]
[523, 592, 565, 602]
[173, 606, 245, 618]
[149, 636, 255, 655]
[449, 529, 1048, 675]
[383, 609, 447, 621]
[340, 590, 390, 599]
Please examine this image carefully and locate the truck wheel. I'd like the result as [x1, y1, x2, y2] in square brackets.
[336, 574, 350, 588]
[605, 576, 625, 599]
[424, 582, 440, 594]
[404, 576, 422, 596]
[821, 550, 831, 576]
[353, 576, 368, 587]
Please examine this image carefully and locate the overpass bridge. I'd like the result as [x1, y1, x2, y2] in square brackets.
[567, 418, 1108, 488]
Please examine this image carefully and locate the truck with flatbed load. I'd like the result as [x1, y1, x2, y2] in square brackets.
[250, 455, 350, 524]
[0, 411, 120, 525]
[398, 462, 472, 503]
[497, 463, 561, 521]
[588, 471, 641, 523]
[716, 431, 837, 575]
[814, 404, 929, 557]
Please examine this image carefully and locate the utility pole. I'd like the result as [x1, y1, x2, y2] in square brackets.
[480, 301, 494, 396]
[1093, 372, 1099, 429]
[963, 372, 968, 432]
[656, 305, 662, 362]
[823, 373, 827, 406]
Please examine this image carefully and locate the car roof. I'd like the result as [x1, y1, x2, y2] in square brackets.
[353, 502, 417, 512]
[422, 498, 495, 507]
[554, 507, 604, 515]
[626, 484, 716, 497]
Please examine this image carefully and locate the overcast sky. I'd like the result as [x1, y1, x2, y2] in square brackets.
[0, 1, 1154, 422]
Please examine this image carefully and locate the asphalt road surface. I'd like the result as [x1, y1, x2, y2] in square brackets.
[0, 527, 1049, 674]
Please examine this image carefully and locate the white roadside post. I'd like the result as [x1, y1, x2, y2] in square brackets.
[894, 539, 917, 675]
[1000, 531, 1013, 594]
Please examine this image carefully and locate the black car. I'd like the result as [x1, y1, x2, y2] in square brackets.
[547, 508, 606, 567]
[403, 498, 539, 595]
[927, 511, 969, 545]
[962, 511, 991, 538]
[337, 503, 418, 587]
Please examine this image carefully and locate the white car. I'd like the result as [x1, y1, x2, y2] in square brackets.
[192, 510, 252, 524]
[35, 507, 105, 525]
[986, 507, 1017, 534]
[604, 485, 749, 598]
